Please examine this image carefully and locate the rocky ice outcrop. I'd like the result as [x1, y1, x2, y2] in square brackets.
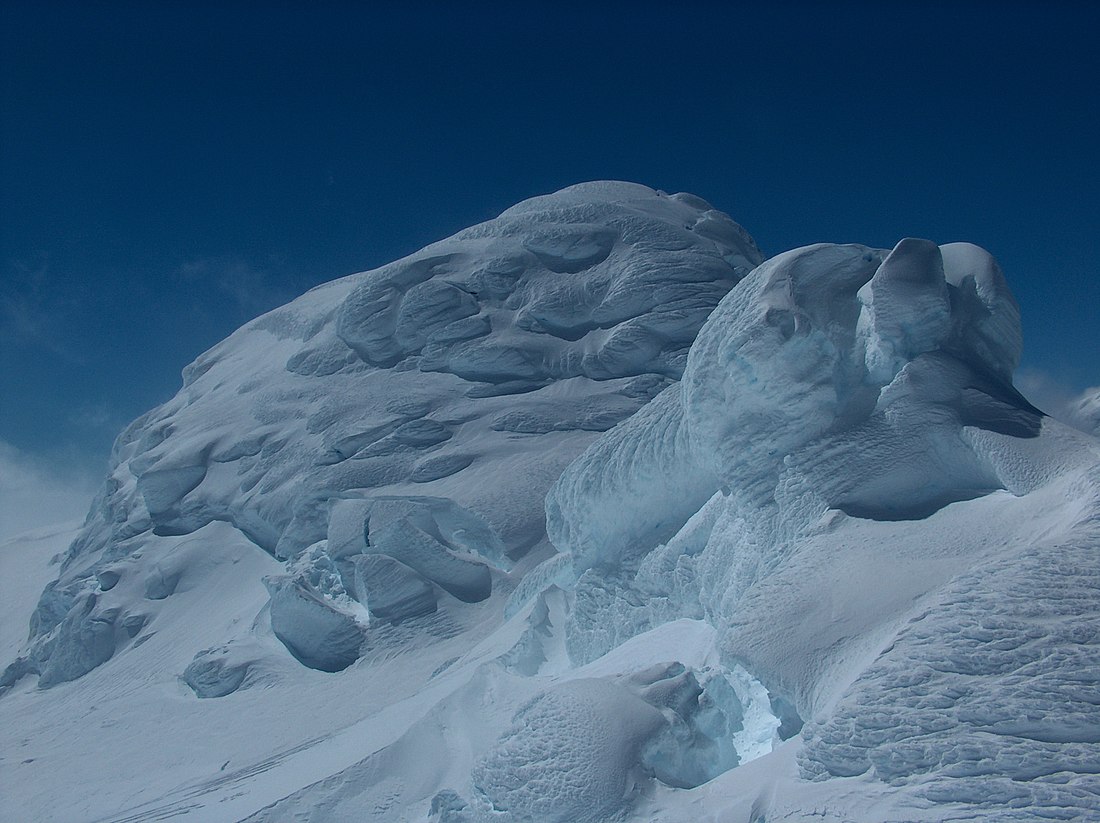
[238, 622, 776, 823]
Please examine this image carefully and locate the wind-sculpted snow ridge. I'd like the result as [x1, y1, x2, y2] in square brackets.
[546, 238, 1100, 819]
[2, 184, 1099, 823]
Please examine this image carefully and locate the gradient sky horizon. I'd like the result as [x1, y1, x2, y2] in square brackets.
[2, 1, 1099, 489]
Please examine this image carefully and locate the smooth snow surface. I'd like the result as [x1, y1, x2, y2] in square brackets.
[2, 182, 1098, 822]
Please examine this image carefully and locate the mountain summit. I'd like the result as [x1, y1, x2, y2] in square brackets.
[2, 183, 1098, 822]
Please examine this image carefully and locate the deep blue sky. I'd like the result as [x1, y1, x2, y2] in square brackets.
[2, 1, 1099, 480]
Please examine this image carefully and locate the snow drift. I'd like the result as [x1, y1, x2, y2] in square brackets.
[1, 182, 1098, 823]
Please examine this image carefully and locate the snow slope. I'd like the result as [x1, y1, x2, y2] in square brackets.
[2, 183, 1098, 822]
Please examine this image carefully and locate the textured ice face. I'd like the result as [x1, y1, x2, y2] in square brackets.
[335, 181, 760, 384]
[7, 182, 761, 688]
[548, 236, 1036, 574]
[545, 233, 1053, 678]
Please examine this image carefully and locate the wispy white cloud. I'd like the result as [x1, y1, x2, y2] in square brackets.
[66, 401, 128, 437]
[0, 440, 98, 542]
[0, 255, 84, 362]
[178, 256, 300, 320]
[1067, 387, 1100, 438]
[1015, 368, 1100, 437]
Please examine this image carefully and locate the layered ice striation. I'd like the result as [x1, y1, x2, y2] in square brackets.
[4, 181, 760, 688]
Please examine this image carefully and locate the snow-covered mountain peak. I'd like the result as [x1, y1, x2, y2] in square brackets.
[3, 185, 1098, 823]
[9, 182, 762, 687]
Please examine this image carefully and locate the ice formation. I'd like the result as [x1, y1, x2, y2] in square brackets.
[1, 182, 1098, 823]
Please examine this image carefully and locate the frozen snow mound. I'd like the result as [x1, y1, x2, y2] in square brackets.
[5, 181, 761, 689]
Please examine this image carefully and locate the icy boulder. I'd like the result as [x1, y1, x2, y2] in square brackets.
[182, 643, 258, 698]
[328, 496, 500, 603]
[349, 555, 437, 623]
[8, 181, 761, 688]
[266, 576, 365, 673]
[469, 680, 666, 821]
[36, 591, 119, 688]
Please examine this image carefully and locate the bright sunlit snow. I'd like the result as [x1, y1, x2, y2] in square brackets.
[1, 183, 1098, 822]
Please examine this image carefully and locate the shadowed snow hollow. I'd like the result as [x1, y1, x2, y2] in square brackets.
[2, 183, 1098, 823]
